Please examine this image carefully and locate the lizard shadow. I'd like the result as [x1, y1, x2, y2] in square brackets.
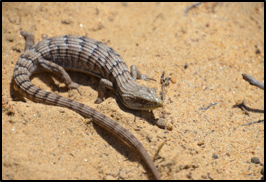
[25, 71, 160, 179]
[31, 70, 159, 126]
[68, 71, 160, 179]
[92, 123, 156, 179]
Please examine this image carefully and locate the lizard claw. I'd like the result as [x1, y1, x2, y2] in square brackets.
[140, 75, 157, 82]
[68, 82, 82, 96]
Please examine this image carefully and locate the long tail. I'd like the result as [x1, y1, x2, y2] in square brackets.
[13, 59, 160, 180]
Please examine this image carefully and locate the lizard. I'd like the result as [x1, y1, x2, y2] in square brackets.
[12, 31, 163, 180]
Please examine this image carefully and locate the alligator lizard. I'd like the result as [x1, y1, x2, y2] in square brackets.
[12, 31, 163, 179]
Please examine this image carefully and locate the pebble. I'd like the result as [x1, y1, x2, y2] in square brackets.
[212, 154, 219, 159]
[251, 157, 260, 164]
[156, 118, 166, 129]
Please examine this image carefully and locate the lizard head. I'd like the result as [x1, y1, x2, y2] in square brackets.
[120, 85, 163, 110]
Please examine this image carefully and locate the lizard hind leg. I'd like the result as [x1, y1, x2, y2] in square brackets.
[37, 57, 82, 97]
[20, 31, 81, 97]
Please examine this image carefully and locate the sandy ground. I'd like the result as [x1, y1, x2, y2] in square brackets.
[2, 2, 264, 180]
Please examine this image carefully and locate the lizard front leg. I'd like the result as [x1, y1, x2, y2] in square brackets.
[130, 65, 156, 81]
[94, 78, 114, 104]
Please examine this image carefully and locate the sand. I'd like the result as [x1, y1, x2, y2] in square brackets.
[2, 2, 264, 180]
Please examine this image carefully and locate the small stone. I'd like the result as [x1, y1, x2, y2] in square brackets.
[171, 75, 176, 84]
[61, 18, 73, 24]
[156, 118, 166, 129]
[212, 154, 218, 159]
[251, 157, 260, 164]
[255, 48, 261, 54]
[197, 140, 204, 146]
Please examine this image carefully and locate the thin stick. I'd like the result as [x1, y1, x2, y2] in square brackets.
[241, 120, 264, 126]
[242, 74, 264, 90]
[233, 99, 264, 114]
[184, 2, 202, 15]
